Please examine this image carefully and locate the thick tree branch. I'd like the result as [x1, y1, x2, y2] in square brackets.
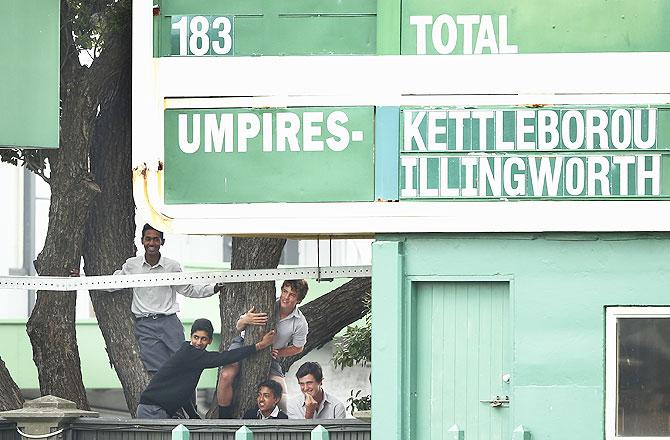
[280, 277, 371, 372]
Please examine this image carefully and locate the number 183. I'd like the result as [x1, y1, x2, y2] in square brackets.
[170, 15, 233, 56]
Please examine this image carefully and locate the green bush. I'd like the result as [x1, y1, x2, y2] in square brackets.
[332, 292, 372, 415]
[332, 292, 371, 369]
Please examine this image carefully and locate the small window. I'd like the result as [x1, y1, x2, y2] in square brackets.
[606, 307, 670, 439]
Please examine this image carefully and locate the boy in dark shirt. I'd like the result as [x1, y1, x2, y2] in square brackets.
[242, 379, 288, 420]
[136, 318, 274, 419]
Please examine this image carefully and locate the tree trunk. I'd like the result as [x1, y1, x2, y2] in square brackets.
[0, 356, 23, 411]
[83, 4, 145, 415]
[206, 241, 372, 418]
[280, 277, 371, 372]
[208, 237, 286, 418]
[26, 0, 109, 411]
[25, 160, 98, 411]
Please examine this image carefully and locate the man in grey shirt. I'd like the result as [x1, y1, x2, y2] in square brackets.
[116, 224, 223, 373]
[287, 361, 345, 419]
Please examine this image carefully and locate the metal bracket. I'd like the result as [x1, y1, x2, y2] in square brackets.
[480, 396, 510, 407]
[315, 237, 335, 282]
[0, 265, 371, 292]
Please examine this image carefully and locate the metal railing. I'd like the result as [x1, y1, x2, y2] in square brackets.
[64, 419, 370, 440]
[0, 423, 19, 440]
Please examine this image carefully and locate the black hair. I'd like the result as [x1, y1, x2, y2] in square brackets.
[141, 223, 164, 241]
[257, 379, 283, 401]
[281, 279, 309, 302]
[191, 318, 214, 339]
[296, 361, 323, 382]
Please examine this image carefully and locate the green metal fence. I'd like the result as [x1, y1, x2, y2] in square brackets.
[0, 423, 19, 440]
[65, 419, 370, 440]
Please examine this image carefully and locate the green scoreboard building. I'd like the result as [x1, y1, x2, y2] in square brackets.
[135, 0, 670, 438]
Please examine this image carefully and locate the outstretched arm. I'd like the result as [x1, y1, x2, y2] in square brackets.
[198, 330, 275, 368]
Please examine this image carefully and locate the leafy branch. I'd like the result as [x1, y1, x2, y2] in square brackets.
[331, 291, 371, 369]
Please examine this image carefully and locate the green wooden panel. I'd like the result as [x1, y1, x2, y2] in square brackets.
[399, 153, 670, 199]
[163, 106, 375, 204]
[401, 0, 670, 54]
[371, 240, 404, 440]
[377, 0, 401, 54]
[413, 281, 511, 440]
[657, 109, 670, 148]
[155, 0, 376, 56]
[0, 0, 59, 149]
[375, 107, 401, 200]
[401, 107, 665, 153]
[399, 106, 670, 200]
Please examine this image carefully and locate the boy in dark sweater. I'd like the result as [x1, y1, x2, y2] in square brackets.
[242, 379, 288, 420]
[136, 318, 275, 419]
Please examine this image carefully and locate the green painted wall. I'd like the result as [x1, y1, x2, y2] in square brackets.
[0, 0, 59, 149]
[372, 233, 670, 439]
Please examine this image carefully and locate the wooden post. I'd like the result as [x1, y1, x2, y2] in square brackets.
[447, 424, 464, 440]
[513, 425, 532, 440]
[311, 425, 330, 440]
[235, 426, 254, 440]
[172, 424, 190, 440]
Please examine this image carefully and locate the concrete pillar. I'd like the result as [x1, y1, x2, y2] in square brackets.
[0, 395, 98, 440]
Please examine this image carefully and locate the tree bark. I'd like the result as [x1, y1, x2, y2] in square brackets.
[0, 356, 23, 411]
[208, 237, 286, 418]
[206, 242, 371, 418]
[280, 277, 371, 372]
[82, 2, 146, 415]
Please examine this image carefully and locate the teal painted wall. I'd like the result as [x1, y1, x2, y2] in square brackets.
[372, 233, 670, 439]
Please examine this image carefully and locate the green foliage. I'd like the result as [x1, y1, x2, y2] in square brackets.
[65, 0, 131, 57]
[333, 292, 372, 414]
[0, 149, 50, 183]
[332, 291, 371, 369]
[346, 389, 371, 415]
[331, 319, 371, 369]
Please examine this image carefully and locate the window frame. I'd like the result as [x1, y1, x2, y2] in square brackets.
[605, 306, 670, 440]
